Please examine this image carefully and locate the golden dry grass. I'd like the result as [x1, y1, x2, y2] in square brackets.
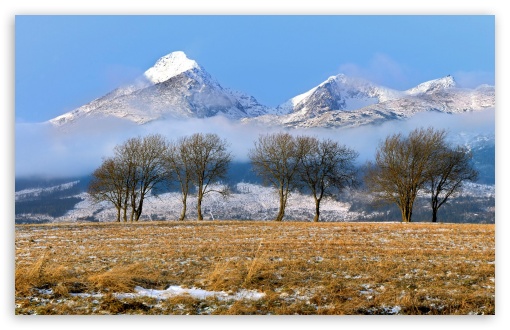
[15, 220, 495, 315]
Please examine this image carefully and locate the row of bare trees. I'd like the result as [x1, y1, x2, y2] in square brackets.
[249, 133, 358, 222]
[89, 127, 478, 223]
[165, 133, 231, 221]
[89, 133, 231, 222]
[88, 134, 168, 222]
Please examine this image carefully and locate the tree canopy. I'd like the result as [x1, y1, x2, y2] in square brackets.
[364, 127, 478, 222]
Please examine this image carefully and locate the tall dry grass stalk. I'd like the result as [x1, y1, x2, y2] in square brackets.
[88, 263, 146, 292]
[244, 240, 265, 286]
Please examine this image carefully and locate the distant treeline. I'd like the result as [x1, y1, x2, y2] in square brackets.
[15, 197, 84, 218]
[15, 176, 92, 196]
[14, 194, 495, 224]
[349, 195, 495, 224]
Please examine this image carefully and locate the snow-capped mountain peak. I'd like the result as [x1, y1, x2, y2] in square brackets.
[144, 51, 200, 84]
[244, 73, 493, 129]
[47, 49, 494, 131]
[405, 75, 456, 95]
[275, 73, 402, 118]
[48, 51, 273, 127]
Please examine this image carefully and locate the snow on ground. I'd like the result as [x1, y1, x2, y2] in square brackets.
[15, 180, 79, 201]
[62, 182, 357, 222]
[115, 286, 265, 301]
[459, 182, 495, 198]
[42, 285, 265, 302]
[144, 51, 200, 84]
[18, 179, 494, 223]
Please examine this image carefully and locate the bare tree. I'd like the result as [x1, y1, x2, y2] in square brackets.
[88, 157, 126, 222]
[133, 134, 168, 220]
[364, 127, 446, 222]
[164, 137, 194, 221]
[113, 137, 142, 221]
[186, 133, 232, 220]
[297, 136, 358, 222]
[249, 132, 305, 221]
[427, 145, 478, 222]
[90, 134, 168, 222]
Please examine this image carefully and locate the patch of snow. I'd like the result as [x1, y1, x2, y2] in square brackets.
[70, 292, 104, 298]
[144, 51, 200, 84]
[460, 182, 495, 198]
[405, 75, 456, 95]
[36, 288, 53, 295]
[15, 181, 79, 201]
[62, 182, 355, 222]
[383, 305, 401, 314]
[115, 285, 265, 301]
[291, 86, 319, 107]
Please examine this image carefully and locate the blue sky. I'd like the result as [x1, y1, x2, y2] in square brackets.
[15, 15, 495, 123]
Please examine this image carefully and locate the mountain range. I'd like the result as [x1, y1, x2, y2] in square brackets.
[15, 51, 495, 224]
[48, 51, 495, 129]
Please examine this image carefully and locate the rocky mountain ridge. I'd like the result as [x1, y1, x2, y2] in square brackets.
[48, 51, 495, 129]
[245, 75, 494, 128]
[49, 51, 271, 127]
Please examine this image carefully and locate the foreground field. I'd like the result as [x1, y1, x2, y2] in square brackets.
[15, 221, 495, 315]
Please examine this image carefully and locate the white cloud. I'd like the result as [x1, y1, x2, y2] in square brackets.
[15, 108, 495, 178]
[338, 54, 495, 91]
[452, 70, 495, 88]
[339, 53, 412, 89]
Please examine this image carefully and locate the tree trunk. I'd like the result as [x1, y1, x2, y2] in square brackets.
[400, 204, 412, 222]
[135, 197, 144, 221]
[313, 197, 321, 222]
[275, 189, 286, 221]
[130, 207, 136, 222]
[275, 206, 285, 221]
[197, 191, 204, 220]
[122, 195, 129, 222]
[116, 207, 121, 222]
[431, 196, 439, 223]
[130, 193, 136, 222]
[179, 197, 187, 221]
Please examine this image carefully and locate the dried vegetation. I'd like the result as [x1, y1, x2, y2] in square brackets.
[15, 221, 495, 315]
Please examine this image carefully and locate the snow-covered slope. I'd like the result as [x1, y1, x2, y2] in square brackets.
[245, 74, 495, 128]
[15, 181, 80, 201]
[276, 74, 403, 117]
[47, 50, 495, 130]
[223, 88, 273, 117]
[49, 51, 269, 126]
[15, 178, 495, 224]
[143, 51, 199, 84]
[405, 75, 457, 95]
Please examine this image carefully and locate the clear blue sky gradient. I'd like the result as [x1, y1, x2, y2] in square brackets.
[15, 15, 495, 123]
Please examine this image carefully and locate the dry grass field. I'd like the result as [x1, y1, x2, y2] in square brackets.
[15, 220, 495, 315]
